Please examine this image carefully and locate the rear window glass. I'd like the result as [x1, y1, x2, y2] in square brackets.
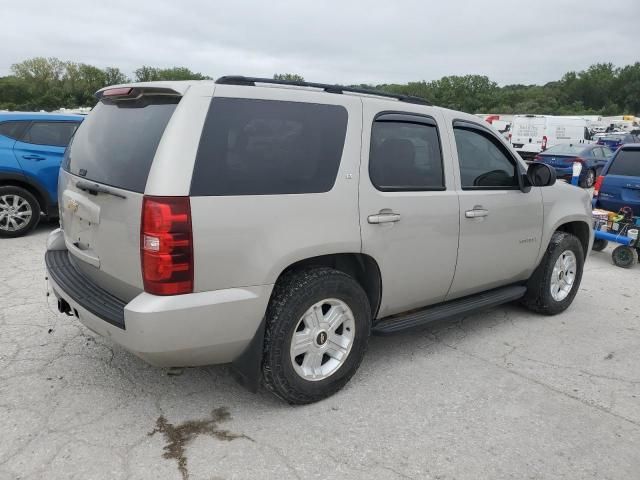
[543, 144, 583, 155]
[608, 149, 640, 177]
[63, 99, 178, 193]
[191, 98, 348, 196]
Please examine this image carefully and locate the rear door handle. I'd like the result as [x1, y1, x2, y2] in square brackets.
[368, 212, 401, 224]
[22, 155, 45, 161]
[465, 208, 489, 218]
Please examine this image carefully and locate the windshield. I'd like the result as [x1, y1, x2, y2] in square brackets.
[63, 98, 179, 193]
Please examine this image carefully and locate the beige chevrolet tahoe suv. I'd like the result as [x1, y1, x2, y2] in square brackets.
[45, 76, 594, 404]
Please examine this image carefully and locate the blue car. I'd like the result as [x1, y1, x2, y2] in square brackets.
[593, 144, 640, 217]
[533, 143, 613, 188]
[596, 132, 640, 151]
[0, 112, 83, 237]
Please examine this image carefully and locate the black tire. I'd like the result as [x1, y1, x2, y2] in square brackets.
[521, 231, 584, 315]
[0, 186, 41, 238]
[592, 238, 608, 252]
[262, 267, 371, 404]
[612, 245, 638, 268]
[579, 169, 596, 188]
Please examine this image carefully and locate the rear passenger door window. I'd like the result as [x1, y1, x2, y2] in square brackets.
[369, 114, 444, 191]
[191, 98, 348, 196]
[453, 125, 519, 189]
[22, 121, 79, 147]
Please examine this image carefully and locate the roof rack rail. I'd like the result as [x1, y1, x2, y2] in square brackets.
[215, 76, 432, 106]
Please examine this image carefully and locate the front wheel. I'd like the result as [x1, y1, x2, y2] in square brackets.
[612, 245, 638, 268]
[262, 268, 371, 404]
[579, 169, 596, 188]
[521, 231, 584, 315]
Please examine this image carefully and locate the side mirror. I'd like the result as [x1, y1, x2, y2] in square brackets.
[527, 162, 556, 187]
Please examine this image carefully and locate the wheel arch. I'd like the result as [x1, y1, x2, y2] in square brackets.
[0, 173, 51, 215]
[275, 253, 382, 319]
[554, 220, 592, 260]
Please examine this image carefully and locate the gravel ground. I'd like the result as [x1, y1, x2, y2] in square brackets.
[1, 223, 639, 480]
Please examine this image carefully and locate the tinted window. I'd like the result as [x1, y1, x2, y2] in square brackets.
[544, 144, 583, 155]
[608, 149, 640, 177]
[22, 121, 79, 147]
[454, 127, 518, 189]
[64, 99, 178, 193]
[0, 121, 29, 140]
[369, 120, 444, 190]
[191, 98, 348, 196]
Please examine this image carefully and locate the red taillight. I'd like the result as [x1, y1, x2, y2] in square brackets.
[593, 175, 604, 197]
[541, 135, 548, 150]
[141, 196, 193, 295]
[533, 155, 542, 161]
[103, 87, 133, 97]
[573, 157, 586, 164]
[508, 133, 512, 141]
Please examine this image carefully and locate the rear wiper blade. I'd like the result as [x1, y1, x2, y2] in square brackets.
[75, 180, 127, 199]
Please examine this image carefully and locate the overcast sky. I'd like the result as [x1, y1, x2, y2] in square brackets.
[1, 0, 638, 86]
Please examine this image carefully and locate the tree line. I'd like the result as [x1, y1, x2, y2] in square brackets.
[1, 57, 638, 115]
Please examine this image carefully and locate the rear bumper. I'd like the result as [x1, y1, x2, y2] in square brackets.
[45, 229, 273, 367]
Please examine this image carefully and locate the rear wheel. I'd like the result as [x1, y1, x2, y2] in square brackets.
[0, 186, 40, 238]
[579, 168, 596, 188]
[592, 238, 608, 252]
[612, 245, 638, 268]
[262, 267, 371, 404]
[521, 231, 584, 315]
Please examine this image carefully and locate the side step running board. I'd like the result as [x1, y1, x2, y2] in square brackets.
[372, 285, 527, 335]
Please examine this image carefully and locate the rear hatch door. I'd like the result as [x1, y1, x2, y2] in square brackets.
[59, 88, 181, 301]
[599, 148, 640, 215]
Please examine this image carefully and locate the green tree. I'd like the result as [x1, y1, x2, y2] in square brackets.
[134, 66, 211, 82]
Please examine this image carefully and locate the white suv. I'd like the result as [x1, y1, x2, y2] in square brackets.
[46, 77, 593, 404]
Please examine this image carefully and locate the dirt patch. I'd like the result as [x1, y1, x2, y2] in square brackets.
[149, 407, 252, 480]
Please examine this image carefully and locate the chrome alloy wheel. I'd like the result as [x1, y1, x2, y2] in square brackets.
[550, 250, 577, 301]
[290, 298, 356, 381]
[0, 194, 32, 232]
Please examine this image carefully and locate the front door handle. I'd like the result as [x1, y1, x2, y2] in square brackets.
[368, 212, 401, 224]
[465, 207, 489, 218]
[22, 155, 45, 161]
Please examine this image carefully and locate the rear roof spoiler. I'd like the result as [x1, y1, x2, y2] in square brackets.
[95, 86, 183, 101]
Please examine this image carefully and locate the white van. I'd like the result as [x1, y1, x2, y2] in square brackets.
[510, 115, 592, 160]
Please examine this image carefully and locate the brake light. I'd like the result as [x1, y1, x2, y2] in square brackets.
[533, 155, 542, 161]
[541, 136, 548, 150]
[141, 196, 193, 295]
[573, 157, 585, 164]
[593, 175, 604, 197]
[103, 87, 133, 97]
[508, 133, 512, 141]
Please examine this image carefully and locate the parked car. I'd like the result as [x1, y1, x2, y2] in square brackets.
[45, 77, 593, 404]
[596, 132, 640, 151]
[593, 144, 640, 216]
[510, 115, 592, 160]
[0, 112, 83, 237]
[533, 144, 613, 188]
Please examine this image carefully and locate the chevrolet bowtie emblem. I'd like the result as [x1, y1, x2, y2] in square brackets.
[67, 199, 79, 213]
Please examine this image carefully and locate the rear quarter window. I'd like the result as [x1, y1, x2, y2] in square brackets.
[608, 149, 640, 177]
[0, 121, 29, 140]
[190, 98, 348, 196]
